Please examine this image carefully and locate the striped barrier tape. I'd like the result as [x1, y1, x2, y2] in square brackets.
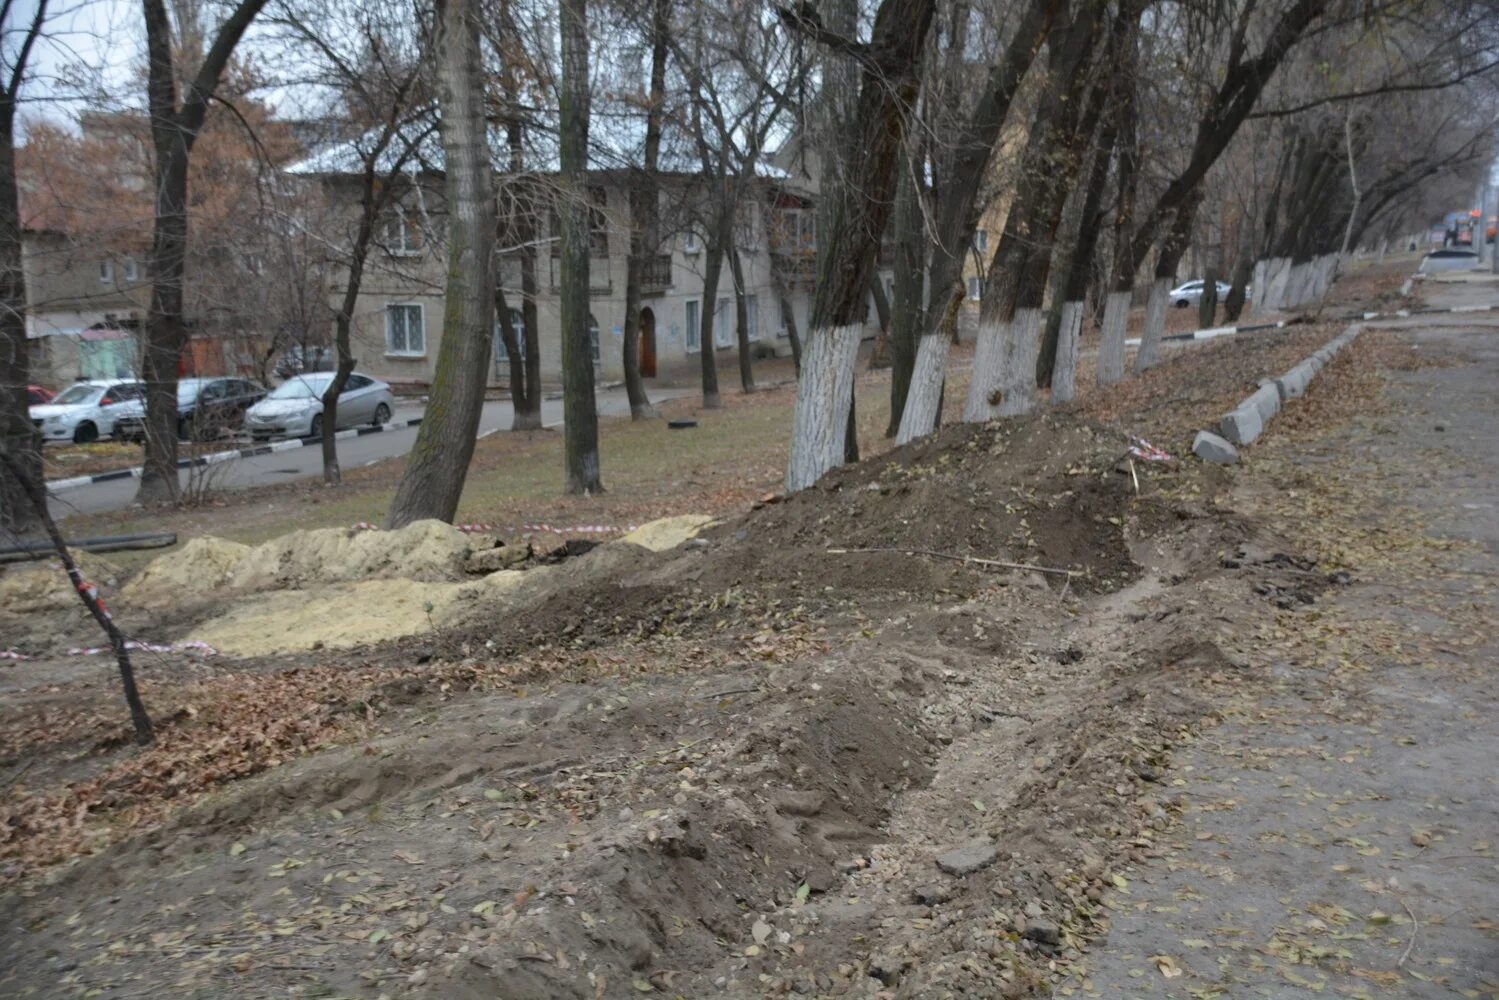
[1127, 437, 1173, 463]
[3, 639, 219, 662]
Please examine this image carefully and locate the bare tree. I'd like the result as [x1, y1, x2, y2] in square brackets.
[278, 1, 433, 484]
[386, 0, 497, 524]
[558, 0, 603, 493]
[619, 0, 668, 419]
[0, 0, 48, 538]
[136, 0, 270, 505]
[781, 0, 937, 491]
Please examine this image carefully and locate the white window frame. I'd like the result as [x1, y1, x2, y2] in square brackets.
[713, 297, 733, 349]
[685, 299, 701, 353]
[967, 276, 981, 301]
[683, 229, 701, 254]
[98, 261, 113, 284]
[495, 309, 526, 362]
[974, 230, 989, 254]
[746, 294, 760, 342]
[385, 302, 426, 357]
[384, 206, 422, 257]
[588, 314, 601, 365]
[123, 259, 138, 282]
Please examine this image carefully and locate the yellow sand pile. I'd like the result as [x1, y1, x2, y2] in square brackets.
[618, 515, 715, 552]
[189, 571, 532, 657]
[124, 520, 490, 608]
[122, 536, 250, 604]
[0, 553, 122, 615]
[173, 515, 708, 657]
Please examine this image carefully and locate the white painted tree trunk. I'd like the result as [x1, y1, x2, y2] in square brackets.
[962, 317, 1004, 421]
[1250, 259, 1268, 312]
[1132, 277, 1170, 373]
[896, 333, 950, 445]
[994, 307, 1042, 416]
[1263, 257, 1291, 311]
[1051, 300, 1083, 404]
[1096, 289, 1131, 385]
[784, 323, 862, 492]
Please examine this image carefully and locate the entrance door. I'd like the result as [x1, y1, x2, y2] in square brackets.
[639, 307, 657, 377]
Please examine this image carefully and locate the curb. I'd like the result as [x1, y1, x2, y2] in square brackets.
[46, 418, 424, 493]
[1195, 324, 1362, 462]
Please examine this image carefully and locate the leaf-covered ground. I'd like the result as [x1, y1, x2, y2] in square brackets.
[8, 256, 1478, 999]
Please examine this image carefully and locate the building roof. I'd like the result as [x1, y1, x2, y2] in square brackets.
[285, 105, 788, 181]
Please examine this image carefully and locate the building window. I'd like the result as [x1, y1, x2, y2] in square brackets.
[714, 297, 732, 348]
[746, 294, 760, 341]
[683, 229, 700, 254]
[967, 276, 982, 301]
[385, 303, 425, 356]
[778, 297, 792, 338]
[123, 259, 139, 282]
[685, 299, 700, 352]
[588, 188, 609, 256]
[383, 206, 423, 256]
[974, 230, 989, 254]
[495, 308, 526, 361]
[98, 261, 113, 284]
[588, 313, 601, 364]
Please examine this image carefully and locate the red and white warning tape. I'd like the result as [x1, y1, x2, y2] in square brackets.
[2, 640, 219, 662]
[351, 521, 636, 536]
[1127, 437, 1173, 463]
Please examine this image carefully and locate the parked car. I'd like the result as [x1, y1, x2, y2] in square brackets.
[28, 379, 146, 443]
[245, 372, 394, 441]
[1169, 280, 1234, 308]
[26, 386, 53, 406]
[112, 377, 268, 442]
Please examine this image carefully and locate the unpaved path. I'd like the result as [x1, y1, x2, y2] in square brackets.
[1082, 298, 1499, 996]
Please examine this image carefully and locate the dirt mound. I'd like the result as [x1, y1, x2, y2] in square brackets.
[228, 519, 486, 590]
[0, 553, 121, 616]
[123, 521, 493, 612]
[121, 536, 249, 605]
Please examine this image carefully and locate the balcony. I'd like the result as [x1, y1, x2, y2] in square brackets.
[641, 254, 673, 293]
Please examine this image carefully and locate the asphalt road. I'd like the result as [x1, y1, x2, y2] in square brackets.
[48, 387, 693, 521]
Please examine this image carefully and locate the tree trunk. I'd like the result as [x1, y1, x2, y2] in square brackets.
[1096, 290, 1131, 385]
[698, 235, 724, 408]
[621, 0, 669, 421]
[556, 0, 602, 494]
[386, 0, 497, 524]
[1051, 300, 1084, 403]
[776, 283, 803, 375]
[0, 89, 40, 537]
[785, 0, 937, 491]
[867, 273, 892, 369]
[1223, 211, 1256, 321]
[964, 1, 1105, 422]
[1198, 263, 1219, 328]
[896, 0, 1057, 441]
[319, 315, 356, 483]
[1135, 198, 1198, 372]
[731, 246, 755, 392]
[886, 154, 924, 436]
[499, 25, 543, 432]
[137, 0, 268, 506]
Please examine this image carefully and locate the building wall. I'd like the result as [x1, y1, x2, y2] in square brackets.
[334, 180, 804, 390]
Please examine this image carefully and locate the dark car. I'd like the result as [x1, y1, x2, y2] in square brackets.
[113, 377, 268, 442]
[26, 385, 53, 406]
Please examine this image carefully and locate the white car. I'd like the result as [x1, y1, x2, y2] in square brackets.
[245, 371, 395, 441]
[29, 379, 146, 443]
[1169, 280, 1234, 308]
